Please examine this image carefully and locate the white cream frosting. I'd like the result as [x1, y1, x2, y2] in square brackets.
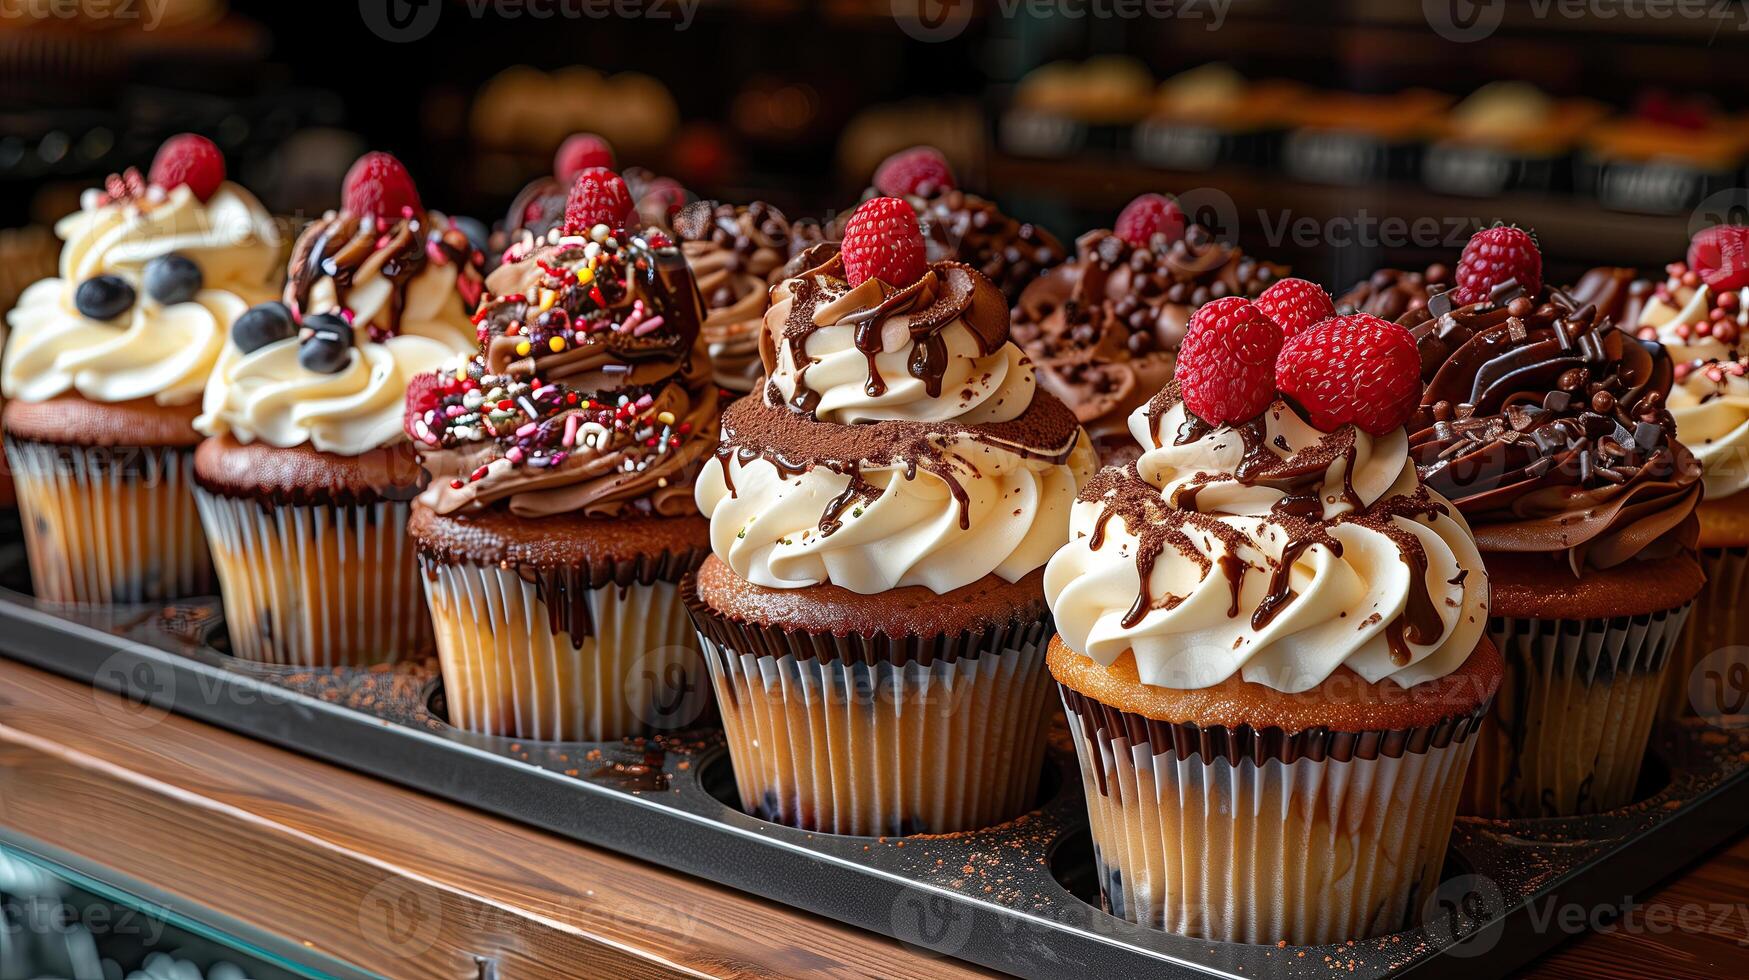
[1043, 400, 1490, 694]
[2, 182, 281, 406]
[766, 269, 1036, 426]
[1667, 364, 1749, 500]
[696, 260, 1096, 594]
[196, 212, 479, 455]
[1640, 282, 1749, 499]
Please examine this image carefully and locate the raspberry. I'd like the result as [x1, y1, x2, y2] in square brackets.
[404, 371, 444, 442]
[1275, 313, 1421, 436]
[1687, 225, 1749, 292]
[1173, 296, 1282, 425]
[872, 146, 956, 198]
[343, 152, 423, 224]
[1113, 193, 1186, 247]
[840, 196, 928, 288]
[638, 177, 688, 222]
[148, 134, 225, 203]
[1253, 277, 1336, 340]
[563, 167, 636, 235]
[1453, 225, 1541, 305]
[555, 133, 615, 183]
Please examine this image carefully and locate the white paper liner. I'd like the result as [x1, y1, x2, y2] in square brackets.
[694, 623, 1053, 837]
[4, 438, 211, 604]
[1465, 603, 1691, 818]
[423, 562, 705, 742]
[194, 488, 431, 667]
[1061, 696, 1478, 946]
[1660, 547, 1749, 722]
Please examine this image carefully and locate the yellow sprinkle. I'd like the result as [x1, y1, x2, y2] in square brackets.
[575, 266, 595, 285]
[454, 367, 468, 382]
[515, 340, 532, 357]
[548, 336, 566, 352]
[537, 289, 557, 312]
[657, 411, 675, 426]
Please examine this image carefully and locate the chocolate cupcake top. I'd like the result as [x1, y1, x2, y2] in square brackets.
[196, 153, 483, 456]
[673, 200, 820, 393]
[1635, 241, 1749, 501]
[1335, 264, 1452, 321]
[1045, 336, 1489, 695]
[3, 135, 282, 408]
[411, 170, 718, 519]
[1402, 285, 1701, 572]
[1013, 220, 1286, 458]
[694, 197, 1094, 596]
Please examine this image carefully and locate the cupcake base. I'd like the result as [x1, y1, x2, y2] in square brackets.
[3, 397, 210, 605]
[1048, 636, 1500, 947]
[685, 555, 1054, 837]
[412, 502, 711, 742]
[194, 436, 432, 667]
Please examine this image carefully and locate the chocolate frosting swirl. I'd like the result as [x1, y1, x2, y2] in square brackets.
[1402, 287, 1701, 573]
[412, 228, 718, 518]
[1012, 225, 1286, 462]
[673, 200, 820, 393]
[288, 209, 481, 342]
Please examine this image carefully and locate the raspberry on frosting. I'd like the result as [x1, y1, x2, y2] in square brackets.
[149, 133, 226, 203]
[1113, 193, 1186, 247]
[840, 196, 928, 288]
[1275, 313, 1420, 436]
[873, 146, 957, 198]
[342, 151, 423, 224]
[555, 133, 615, 183]
[1688, 225, 1749, 292]
[1253, 277, 1335, 340]
[1453, 225, 1541, 306]
[1173, 296, 1281, 425]
[563, 167, 636, 235]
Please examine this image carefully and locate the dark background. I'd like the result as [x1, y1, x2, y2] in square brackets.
[5, 0, 1749, 297]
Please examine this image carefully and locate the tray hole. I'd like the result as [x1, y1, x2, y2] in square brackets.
[1632, 752, 1674, 806]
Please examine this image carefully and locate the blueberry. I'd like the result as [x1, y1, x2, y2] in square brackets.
[231, 302, 295, 354]
[298, 312, 353, 373]
[452, 216, 491, 255]
[143, 253, 203, 305]
[74, 275, 135, 321]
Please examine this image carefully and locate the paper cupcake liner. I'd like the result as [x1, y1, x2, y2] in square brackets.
[4, 438, 211, 605]
[683, 577, 1054, 837]
[1059, 685, 1484, 946]
[1659, 547, 1749, 723]
[422, 559, 708, 742]
[1464, 604, 1691, 818]
[194, 488, 431, 667]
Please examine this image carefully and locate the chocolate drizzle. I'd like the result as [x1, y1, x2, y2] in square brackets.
[288, 210, 475, 338]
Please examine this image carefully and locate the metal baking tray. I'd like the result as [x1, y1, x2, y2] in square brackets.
[0, 531, 1745, 979]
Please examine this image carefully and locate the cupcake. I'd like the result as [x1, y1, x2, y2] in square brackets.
[1634, 228, 1749, 721]
[2, 135, 282, 604]
[409, 168, 719, 742]
[853, 146, 1066, 303]
[1403, 227, 1703, 817]
[1012, 193, 1291, 465]
[1045, 303, 1497, 945]
[192, 152, 483, 667]
[688, 197, 1096, 836]
[672, 199, 822, 395]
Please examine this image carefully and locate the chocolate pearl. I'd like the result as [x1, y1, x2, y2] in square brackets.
[1507, 296, 1533, 317]
[1127, 331, 1154, 355]
[1558, 368, 1589, 391]
[1426, 263, 1450, 284]
[1071, 323, 1099, 345]
[1432, 400, 1454, 421]
[1591, 391, 1616, 414]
